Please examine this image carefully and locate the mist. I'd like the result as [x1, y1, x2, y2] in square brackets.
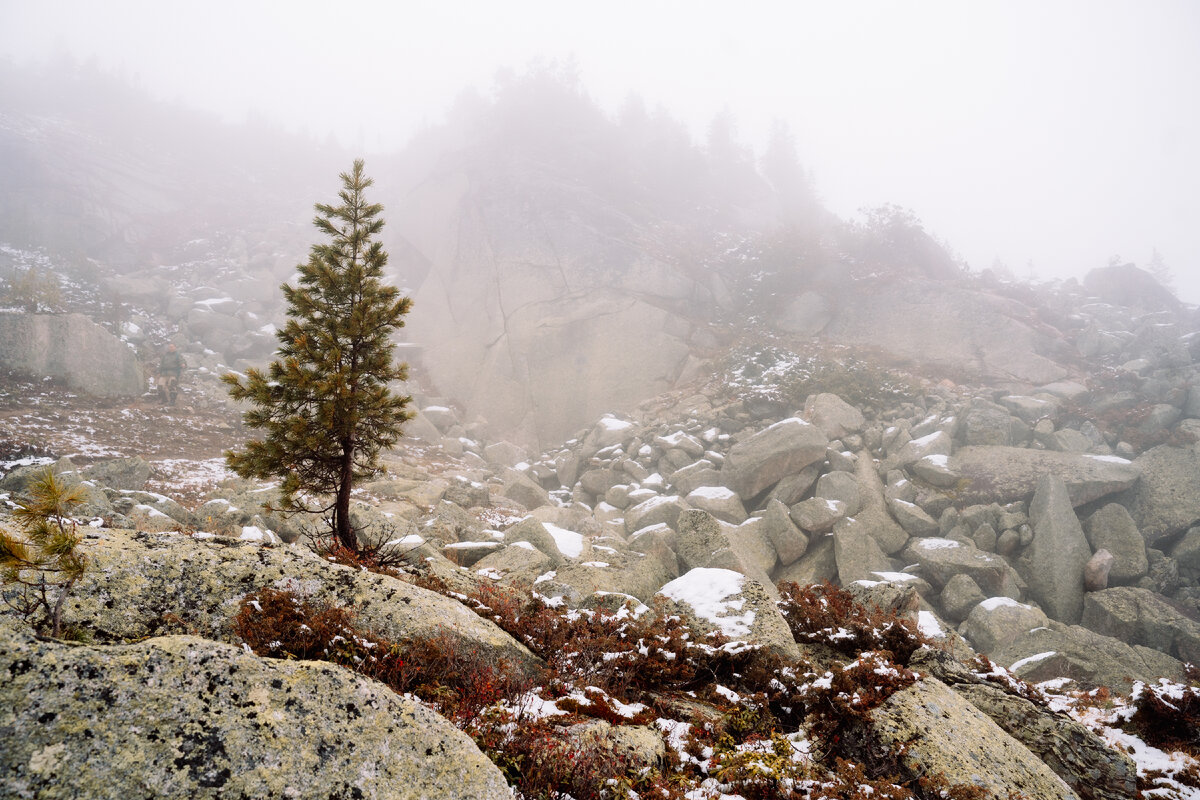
[2, 0, 1198, 301]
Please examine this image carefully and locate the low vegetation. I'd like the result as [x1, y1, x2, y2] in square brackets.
[0, 468, 87, 637]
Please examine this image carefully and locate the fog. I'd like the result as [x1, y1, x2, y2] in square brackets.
[3, 0, 1199, 301]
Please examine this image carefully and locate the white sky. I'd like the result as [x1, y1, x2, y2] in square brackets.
[2, 0, 1199, 301]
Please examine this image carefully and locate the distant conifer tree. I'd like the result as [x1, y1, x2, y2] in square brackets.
[223, 160, 413, 552]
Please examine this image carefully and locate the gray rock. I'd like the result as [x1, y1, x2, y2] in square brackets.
[625, 494, 688, 535]
[579, 467, 621, 497]
[814, 470, 862, 516]
[1121, 441, 1200, 546]
[951, 446, 1140, 507]
[832, 517, 895, 584]
[788, 497, 847, 534]
[669, 461, 723, 495]
[888, 429, 952, 469]
[657, 567, 800, 660]
[684, 485, 747, 524]
[849, 451, 911, 555]
[1083, 504, 1148, 584]
[1082, 586, 1200, 664]
[856, 678, 1078, 800]
[0, 312, 144, 397]
[720, 418, 828, 499]
[65, 529, 539, 672]
[964, 399, 1027, 446]
[773, 533, 837, 587]
[0, 618, 510, 800]
[472, 542, 558, 585]
[484, 440, 527, 468]
[888, 498, 939, 537]
[802, 393, 865, 440]
[500, 468, 550, 510]
[764, 463, 822, 506]
[81, 457, 152, 491]
[760, 499, 808, 566]
[1022, 475, 1092, 624]
[954, 683, 1137, 800]
[963, 597, 1051, 655]
[902, 537, 1022, 597]
[909, 453, 960, 488]
[940, 573, 987, 623]
[1170, 525, 1200, 571]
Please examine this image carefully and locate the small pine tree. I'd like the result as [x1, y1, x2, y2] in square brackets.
[3, 267, 61, 312]
[223, 160, 414, 552]
[0, 468, 87, 637]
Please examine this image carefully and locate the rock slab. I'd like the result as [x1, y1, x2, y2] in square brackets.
[0, 617, 511, 800]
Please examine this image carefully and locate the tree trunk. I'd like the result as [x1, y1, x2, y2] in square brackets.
[335, 443, 355, 551]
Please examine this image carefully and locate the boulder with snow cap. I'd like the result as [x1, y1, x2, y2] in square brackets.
[813, 470, 862, 516]
[962, 596, 1051, 656]
[902, 537, 1022, 598]
[624, 494, 688, 535]
[947, 446, 1140, 507]
[674, 510, 777, 595]
[986, 619, 1187, 691]
[656, 567, 801, 661]
[909, 453, 960, 488]
[684, 485, 747, 523]
[887, 429, 953, 469]
[720, 417, 828, 499]
[788, 496, 847, 534]
[502, 516, 568, 564]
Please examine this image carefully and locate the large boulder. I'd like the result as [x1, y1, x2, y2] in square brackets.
[63, 529, 539, 672]
[953, 682, 1137, 800]
[0, 312, 144, 397]
[946, 447, 1140, 507]
[832, 517, 895, 584]
[1120, 441, 1200, 546]
[854, 678, 1079, 800]
[1083, 263, 1181, 312]
[802, 393, 864, 440]
[902, 537, 1021, 597]
[0, 618, 510, 800]
[1021, 475, 1093, 624]
[1083, 504, 1149, 584]
[657, 567, 801, 660]
[984, 619, 1187, 691]
[720, 418, 828, 500]
[1081, 586, 1200, 664]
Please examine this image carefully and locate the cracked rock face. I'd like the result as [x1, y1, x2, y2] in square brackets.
[0, 617, 511, 800]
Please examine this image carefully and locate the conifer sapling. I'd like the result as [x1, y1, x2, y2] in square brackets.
[223, 160, 413, 552]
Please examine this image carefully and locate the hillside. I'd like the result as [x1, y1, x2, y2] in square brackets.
[2, 64, 1200, 799]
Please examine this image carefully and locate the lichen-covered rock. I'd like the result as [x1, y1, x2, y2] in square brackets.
[953, 683, 1137, 800]
[854, 678, 1079, 800]
[63, 529, 539, 672]
[0, 617, 511, 800]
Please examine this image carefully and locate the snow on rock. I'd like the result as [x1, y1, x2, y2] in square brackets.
[659, 568, 755, 638]
[543, 523, 583, 559]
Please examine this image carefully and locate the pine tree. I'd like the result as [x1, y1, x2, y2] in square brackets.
[223, 160, 413, 552]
